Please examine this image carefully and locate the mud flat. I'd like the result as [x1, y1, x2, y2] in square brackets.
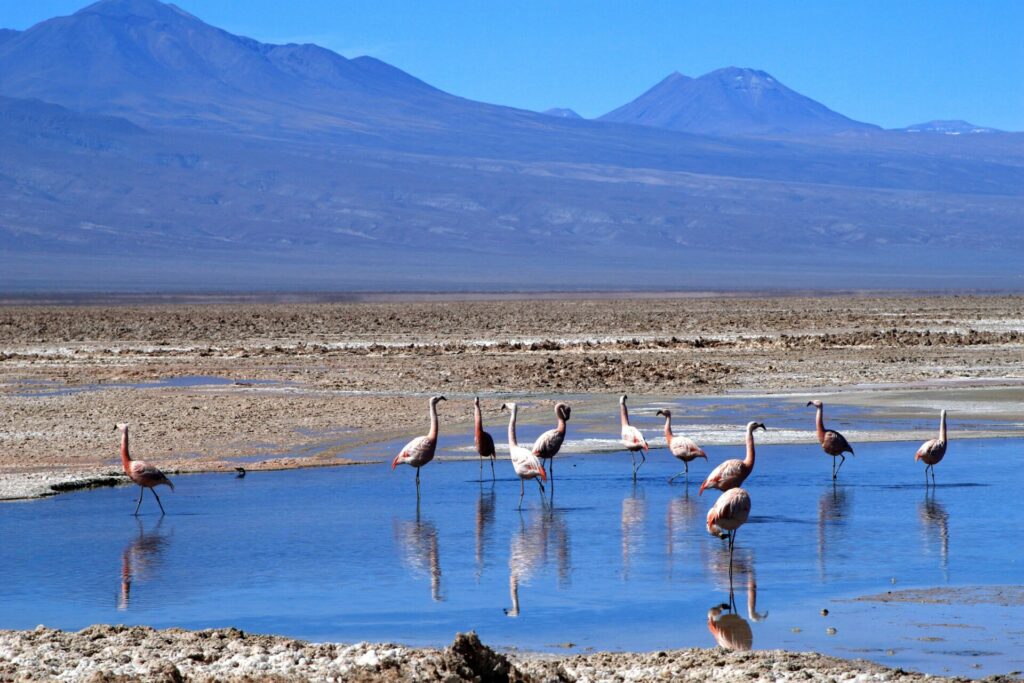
[0, 627, 1002, 682]
[2, 295, 1022, 497]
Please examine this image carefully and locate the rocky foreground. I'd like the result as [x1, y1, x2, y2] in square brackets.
[1, 626, 1013, 683]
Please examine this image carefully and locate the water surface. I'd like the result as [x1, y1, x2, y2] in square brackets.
[2, 413, 1021, 678]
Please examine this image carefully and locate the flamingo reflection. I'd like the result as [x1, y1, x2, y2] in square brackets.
[475, 484, 496, 581]
[118, 518, 168, 611]
[505, 508, 572, 616]
[666, 487, 701, 572]
[817, 483, 850, 578]
[393, 501, 443, 601]
[706, 551, 767, 651]
[919, 489, 949, 577]
[621, 484, 646, 580]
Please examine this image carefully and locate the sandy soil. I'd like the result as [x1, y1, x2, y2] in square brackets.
[2, 627, 1007, 682]
[1, 295, 1022, 499]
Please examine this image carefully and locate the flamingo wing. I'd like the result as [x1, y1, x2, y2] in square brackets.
[398, 435, 436, 467]
[823, 430, 854, 456]
[476, 430, 496, 458]
[621, 425, 648, 451]
[129, 460, 173, 489]
[915, 438, 946, 463]
[699, 458, 744, 494]
[511, 445, 546, 480]
[532, 428, 565, 459]
[669, 435, 705, 460]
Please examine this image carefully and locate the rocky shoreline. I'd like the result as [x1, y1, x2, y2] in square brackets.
[2, 626, 1004, 683]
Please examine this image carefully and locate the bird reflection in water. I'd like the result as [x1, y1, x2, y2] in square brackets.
[393, 500, 442, 602]
[505, 507, 572, 617]
[706, 550, 767, 651]
[666, 487, 701, 577]
[118, 517, 168, 611]
[621, 484, 646, 580]
[919, 489, 949, 578]
[817, 482, 850, 578]
[475, 483, 496, 582]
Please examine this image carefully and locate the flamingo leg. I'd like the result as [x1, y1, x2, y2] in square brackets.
[668, 467, 688, 483]
[150, 487, 166, 516]
[518, 478, 525, 510]
[479, 458, 483, 481]
[630, 452, 637, 480]
[833, 454, 846, 479]
[133, 486, 144, 515]
[490, 457, 495, 481]
[536, 478, 545, 495]
[549, 458, 554, 482]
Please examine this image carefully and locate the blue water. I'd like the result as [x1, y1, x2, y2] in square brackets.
[2, 435, 1022, 677]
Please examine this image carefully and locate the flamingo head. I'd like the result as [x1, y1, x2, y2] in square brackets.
[697, 448, 708, 460]
[391, 453, 402, 470]
[656, 409, 671, 418]
[538, 464, 548, 482]
[556, 403, 571, 421]
[619, 394, 627, 405]
[500, 402, 515, 413]
[747, 421, 766, 433]
[806, 400, 822, 408]
[430, 395, 447, 406]
[474, 396, 480, 407]
[114, 423, 129, 432]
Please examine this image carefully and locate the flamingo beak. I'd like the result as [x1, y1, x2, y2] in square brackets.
[806, 401, 814, 407]
[391, 455, 400, 470]
[538, 466, 548, 482]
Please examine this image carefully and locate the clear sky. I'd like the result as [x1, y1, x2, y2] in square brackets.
[3, 0, 1023, 130]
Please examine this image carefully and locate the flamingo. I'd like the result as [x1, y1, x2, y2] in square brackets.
[501, 402, 547, 510]
[474, 397, 496, 481]
[532, 402, 571, 483]
[656, 409, 707, 483]
[807, 400, 854, 479]
[706, 487, 751, 565]
[699, 422, 765, 495]
[115, 423, 174, 516]
[392, 395, 446, 491]
[915, 409, 948, 486]
[619, 395, 648, 480]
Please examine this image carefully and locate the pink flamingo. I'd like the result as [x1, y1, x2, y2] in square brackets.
[474, 397, 496, 481]
[656, 409, 707, 483]
[500, 402, 547, 509]
[915, 409, 948, 486]
[115, 423, 174, 515]
[532, 402, 571, 482]
[807, 400, 854, 479]
[699, 422, 765, 495]
[619, 395, 648, 480]
[706, 487, 752, 564]
[392, 395, 446, 491]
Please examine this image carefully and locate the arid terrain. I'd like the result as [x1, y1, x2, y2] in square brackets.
[1, 295, 1022, 496]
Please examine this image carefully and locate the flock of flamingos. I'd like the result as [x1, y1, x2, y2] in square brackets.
[116, 394, 950, 565]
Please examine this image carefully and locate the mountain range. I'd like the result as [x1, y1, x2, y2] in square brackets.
[0, 0, 1021, 292]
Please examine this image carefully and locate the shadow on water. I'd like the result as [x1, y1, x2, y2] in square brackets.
[118, 518, 170, 611]
[392, 500, 442, 602]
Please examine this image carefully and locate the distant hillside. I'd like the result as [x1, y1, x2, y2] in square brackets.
[543, 108, 583, 119]
[901, 120, 1000, 134]
[601, 67, 877, 136]
[1, 0, 1022, 292]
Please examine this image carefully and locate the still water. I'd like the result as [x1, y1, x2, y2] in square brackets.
[1, 424, 1022, 677]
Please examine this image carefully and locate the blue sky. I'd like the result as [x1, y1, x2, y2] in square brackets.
[3, 0, 1023, 130]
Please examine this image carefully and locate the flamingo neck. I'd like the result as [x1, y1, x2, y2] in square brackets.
[428, 402, 439, 440]
[744, 428, 757, 469]
[663, 415, 673, 441]
[939, 412, 947, 442]
[119, 429, 132, 471]
[814, 406, 825, 443]
[556, 414, 567, 435]
[507, 405, 519, 447]
[620, 402, 629, 428]
[474, 404, 483, 440]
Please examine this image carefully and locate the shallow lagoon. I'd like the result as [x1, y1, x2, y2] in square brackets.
[1, 400, 1022, 678]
